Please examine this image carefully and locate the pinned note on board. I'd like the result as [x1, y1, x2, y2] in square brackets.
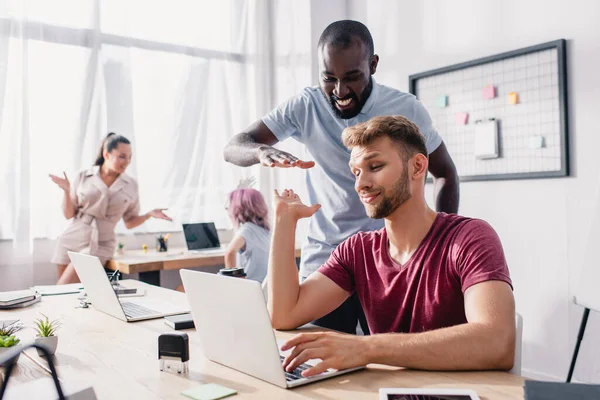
[436, 95, 448, 108]
[508, 92, 519, 105]
[528, 135, 545, 149]
[455, 112, 469, 125]
[483, 85, 496, 99]
[474, 119, 499, 159]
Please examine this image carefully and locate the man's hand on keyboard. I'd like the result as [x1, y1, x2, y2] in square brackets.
[280, 331, 369, 377]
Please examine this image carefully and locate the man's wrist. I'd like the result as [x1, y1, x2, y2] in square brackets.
[256, 144, 271, 158]
[274, 212, 299, 225]
[360, 335, 381, 365]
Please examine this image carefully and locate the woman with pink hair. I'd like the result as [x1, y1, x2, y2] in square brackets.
[224, 188, 271, 282]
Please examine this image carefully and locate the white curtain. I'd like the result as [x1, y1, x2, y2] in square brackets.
[0, 0, 313, 251]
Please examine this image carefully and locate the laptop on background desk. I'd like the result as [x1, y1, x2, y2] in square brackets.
[182, 222, 224, 254]
[68, 252, 188, 322]
[180, 269, 364, 389]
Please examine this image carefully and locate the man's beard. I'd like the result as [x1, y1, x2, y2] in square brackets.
[325, 77, 373, 120]
[366, 168, 411, 219]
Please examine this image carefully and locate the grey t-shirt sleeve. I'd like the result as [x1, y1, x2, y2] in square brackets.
[235, 223, 252, 253]
[261, 91, 307, 142]
[411, 99, 443, 154]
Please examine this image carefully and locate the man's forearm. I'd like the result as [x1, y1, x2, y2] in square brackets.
[365, 323, 514, 371]
[433, 175, 459, 214]
[223, 133, 267, 167]
[268, 214, 301, 328]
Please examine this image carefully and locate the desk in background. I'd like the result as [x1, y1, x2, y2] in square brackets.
[106, 247, 302, 286]
[1, 281, 525, 399]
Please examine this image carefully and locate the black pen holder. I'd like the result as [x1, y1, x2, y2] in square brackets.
[157, 237, 168, 252]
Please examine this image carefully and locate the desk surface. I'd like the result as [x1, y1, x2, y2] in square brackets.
[107, 247, 302, 274]
[1, 281, 525, 399]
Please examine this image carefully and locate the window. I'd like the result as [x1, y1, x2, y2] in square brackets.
[0, 0, 312, 240]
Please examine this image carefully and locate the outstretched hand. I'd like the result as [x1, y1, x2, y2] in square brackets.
[148, 208, 173, 221]
[258, 147, 315, 169]
[49, 172, 70, 192]
[273, 189, 321, 220]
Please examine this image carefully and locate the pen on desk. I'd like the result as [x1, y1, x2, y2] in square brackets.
[109, 269, 119, 283]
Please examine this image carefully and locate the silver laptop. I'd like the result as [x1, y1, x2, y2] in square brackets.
[68, 252, 188, 322]
[180, 269, 364, 388]
[182, 222, 224, 254]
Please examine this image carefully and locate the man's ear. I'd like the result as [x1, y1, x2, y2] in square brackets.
[412, 154, 429, 180]
[370, 55, 379, 75]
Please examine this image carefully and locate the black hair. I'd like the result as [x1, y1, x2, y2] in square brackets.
[94, 132, 131, 166]
[317, 20, 374, 59]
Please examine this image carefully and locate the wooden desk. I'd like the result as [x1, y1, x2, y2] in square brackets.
[106, 248, 302, 286]
[1, 281, 525, 399]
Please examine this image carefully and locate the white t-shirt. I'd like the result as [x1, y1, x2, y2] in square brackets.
[262, 78, 442, 277]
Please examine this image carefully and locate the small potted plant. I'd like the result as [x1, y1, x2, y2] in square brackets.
[33, 314, 61, 357]
[0, 321, 22, 366]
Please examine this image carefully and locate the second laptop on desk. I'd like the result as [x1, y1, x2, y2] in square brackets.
[182, 222, 224, 254]
[68, 252, 188, 322]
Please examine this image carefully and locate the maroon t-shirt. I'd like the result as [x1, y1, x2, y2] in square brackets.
[317, 213, 512, 334]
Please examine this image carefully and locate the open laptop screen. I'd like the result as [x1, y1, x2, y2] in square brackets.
[182, 222, 220, 250]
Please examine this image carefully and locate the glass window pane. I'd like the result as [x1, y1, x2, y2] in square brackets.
[100, 0, 240, 52]
[1, 0, 95, 29]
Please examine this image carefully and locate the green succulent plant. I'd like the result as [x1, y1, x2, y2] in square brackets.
[33, 314, 61, 337]
[0, 321, 21, 337]
[0, 335, 20, 348]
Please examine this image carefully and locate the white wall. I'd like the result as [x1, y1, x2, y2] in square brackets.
[348, 0, 600, 382]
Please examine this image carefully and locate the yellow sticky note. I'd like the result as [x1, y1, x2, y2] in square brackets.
[508, 92, 519, 105]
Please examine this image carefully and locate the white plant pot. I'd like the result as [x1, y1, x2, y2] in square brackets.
[0, 343, 22, 367]
[34, 335, 58, 357]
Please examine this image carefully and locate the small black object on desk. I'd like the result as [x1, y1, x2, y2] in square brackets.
[164, 313, 195, 330]
[157, 234, 168, 252]
[158, 331, 189, 374]
[218, 267, 246, 278]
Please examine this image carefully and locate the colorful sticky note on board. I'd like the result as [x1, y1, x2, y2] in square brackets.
[455, 112, 469, 125]
[483, 85, 496, 99]
[508, 92, 519, 105]
[436, 95, 448, 108]
[181, 383, 237, 400]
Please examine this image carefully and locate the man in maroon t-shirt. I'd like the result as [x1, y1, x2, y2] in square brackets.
[268, 115, 515, 377]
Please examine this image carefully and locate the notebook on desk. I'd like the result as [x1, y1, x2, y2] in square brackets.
[182, 222, 223, 253]
[164, 313, 195, 330]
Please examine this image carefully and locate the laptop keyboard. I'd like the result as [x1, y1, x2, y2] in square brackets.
[121, 302, 159, 318]
[280, 355, 311, 382]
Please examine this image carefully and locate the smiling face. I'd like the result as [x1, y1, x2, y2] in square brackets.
[349, 136, 414, 219]
[103, 143, 132, 174]
[318, 39, 378, 119]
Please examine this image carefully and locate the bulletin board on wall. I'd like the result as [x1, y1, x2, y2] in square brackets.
[409, 39, 569, 182]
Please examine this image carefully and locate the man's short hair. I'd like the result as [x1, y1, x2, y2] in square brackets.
[342, 115, 428, 160]
[317, 20, 374, 59]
